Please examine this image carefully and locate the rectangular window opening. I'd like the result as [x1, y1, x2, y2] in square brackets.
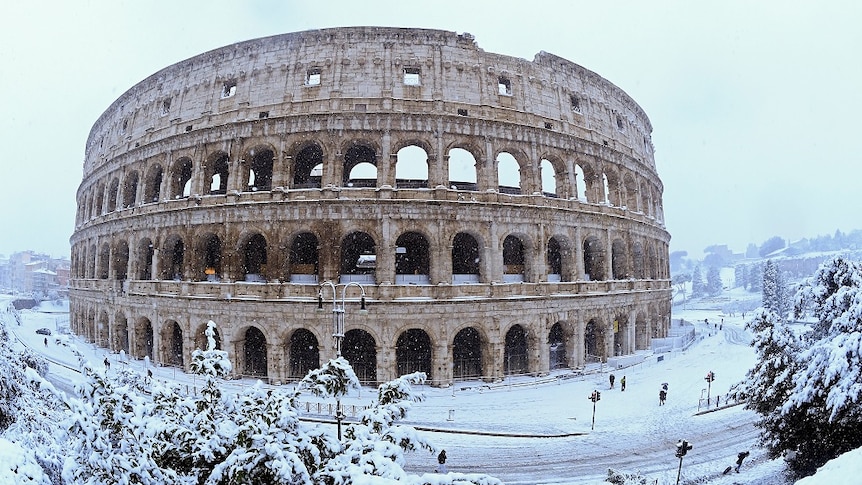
[121, 119, 128, 134]
[354, 104, 366, 112]
[185, 125, 193, 132]
[306, 68, 321, 86]
[222, 80, 237, 98]
[161, 99, 171, 116]
[457, 108, 468, 117]
[404, 67, 421, 86]
[616, 115, 624, 131]
[544, 122, 553, 129]
[571, 95, 581, 113]
[258, 111, 269, 119]
[498, 77, 512, 96]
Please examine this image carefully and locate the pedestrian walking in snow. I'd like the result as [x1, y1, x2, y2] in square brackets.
[609, 373, 615, 389]
[437, 449, 448, 473]
[659, 383, 668, 405]
[104, 357, 110, 370]
[735, 451, 749, 472]
[147, 368, 153, 379]
[620, 376, 626, 391]
[44, 337, 48, 347]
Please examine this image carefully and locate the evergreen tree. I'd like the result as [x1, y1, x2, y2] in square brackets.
[691, 265, 706, 297]
[734, 264, 748, 289]
[761, 260, 789, 320]
[748, 263, 763, 293]
[706, 266, 723, 295]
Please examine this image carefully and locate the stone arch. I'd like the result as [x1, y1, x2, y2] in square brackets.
[242, 145, 275, 192]
[107, 177, 120, 212]
[136, 237, 154, 280]
[113, 239, 129, 280]
[502, 234, 527, 282]
[343, 141, 378, 187]
[169, 157, 193, 199]
[604, 168, 621, 207]
[632, 241, 645, 279]
[547, 237, 563, 282]
[239, 232, 268, 282]
[647, 243, 658, 279]
[342, 328, 377, 384]
[97, 310, 109, 347]
[395, 231, 430, 285]
[612, 312, 629, 356]
[122, 170, 139, 208]
[134, 317, 154, 360]
[540, 158, 558, 197]
[504, 324, 529, 375]
[160, 234, 185, 280]
[548, 322, 567, 370]
[195, 232, 223, 282]
[496, 151, 521, 194]
[579, 162, 599, 203]
[635, 311, 649, 350]
[584, 317, 606, 362]
[93, 183, 105, 216]
[203, 151, 230, 195]
[452, 326, 484, 380]
[583, 235, 606, 281]
[242, 326, 268, 377]
[623, 172, 639, 211]
[612, 238, 628, 279]
[162, 320, 184, 367]
[340, 231, 376, 284]
[395, 144, 429, 189]
[288, 328, 319, 379]
[452, 231, 481, 284]
[292, 142, 325, 189]
[447, 146, 479, 190]
[287, 231, 319, 284]
[193, 321, 222, 351]
[114, 311, 129, 354]
[143, 163, 163, 203]
[395, 328, 432, 379]
[98, 242, 110, 279]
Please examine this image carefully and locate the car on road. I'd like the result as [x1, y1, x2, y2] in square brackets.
[35, 328, 51, 335]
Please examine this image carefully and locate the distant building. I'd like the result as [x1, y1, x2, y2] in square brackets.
[0, 251, 70, 297]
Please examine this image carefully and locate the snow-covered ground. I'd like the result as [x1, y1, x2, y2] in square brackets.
[2, 294, 856, 484]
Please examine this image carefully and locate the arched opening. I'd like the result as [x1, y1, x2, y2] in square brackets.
[547, 237, 562, 282]
[540, 159, 557, 197]
[107, 178, 119, 212]
[135, 317, 154, 360]
[194, 323, 222, 351]
[293, 144, 323, 188]
[161, 235, 185, 280]
[241, 233, 268, 282]
[339, 231, 376, 284]
[113, 240, 129, 280]
[452, 232, 480, 284]
[624, 173, 639, 211]
[575, 164, 587, 201]
[452, 327, 482, 380]
[549, 322, 567, 370]
[583, 236, 605, 281]
[97, 243, 110, 279]
[647, 244, 658, 279]
[97, 311, 109, 347]
[636, 312, 649, 350]
[288, 232, 319, 284]
[88, 244, 96, 278]
[448, 147, 477, 191]
[143, 164, 163, 203]
[585, 318, 606, 362]
[205, 152, 229, 195]
[502, 235, 526, 282]
[170, 158, 193, 199]
[198, 234, 223, 282]
[612, 239, 628, 279]
[395, 145, 429, 189]
[395, 329, 432, 378]
[114, 313, 129, 354]
[504, 324, 528, 375]
[604, 171, 620, 206]
[613, 314, 628, 356]
[244, 148, 274, 192]
[244, 327, 268, 377]
[288, 329, 319, 379]
[342, 329, 376, 384]
[122, 171, 139, 208]
[94, 184, 105, 215]
[343, 144, 377, 187]
[632, 242, 645, 279]
[167, 321, 184, 367]
[395, 231, 430, 285]
[137, 238, 154, 280]
[497, 152, 520, 194]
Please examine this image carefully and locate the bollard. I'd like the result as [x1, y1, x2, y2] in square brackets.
[448, 409, 455, 421]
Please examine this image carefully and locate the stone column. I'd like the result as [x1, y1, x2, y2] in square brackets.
[432, 339, 451, 387]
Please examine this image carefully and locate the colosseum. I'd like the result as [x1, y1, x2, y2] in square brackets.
[69, 27, 671, 387]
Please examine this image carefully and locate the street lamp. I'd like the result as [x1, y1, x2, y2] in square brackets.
[588, 390, 601, 430]
[318, 281, 368, 440]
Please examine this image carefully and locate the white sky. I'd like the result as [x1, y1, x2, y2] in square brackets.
[1, 0, 860, 259]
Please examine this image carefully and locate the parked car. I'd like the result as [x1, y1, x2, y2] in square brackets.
[35, 328, 51, 335]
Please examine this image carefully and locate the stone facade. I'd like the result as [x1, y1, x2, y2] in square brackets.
[69, 27, 671, 386]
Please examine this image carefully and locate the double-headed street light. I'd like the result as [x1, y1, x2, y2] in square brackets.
[318, 281, 368, 439]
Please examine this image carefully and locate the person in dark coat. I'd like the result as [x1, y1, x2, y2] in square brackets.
[104, 357, 110, 370]
[609, 373, 615, 389]
[735, 451, 750, 472]
[437, 449, 448, 473]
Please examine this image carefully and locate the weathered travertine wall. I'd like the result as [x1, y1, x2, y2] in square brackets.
[70, 27, 671, 386]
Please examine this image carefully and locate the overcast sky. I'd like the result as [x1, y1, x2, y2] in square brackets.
[1, 1, 859, 260]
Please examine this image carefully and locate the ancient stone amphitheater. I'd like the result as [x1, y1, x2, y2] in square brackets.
[70, 27, 671, 386]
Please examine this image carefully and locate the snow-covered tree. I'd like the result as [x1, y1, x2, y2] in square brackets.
[748, 263, 763, 293]
[734, 264, 748, 289]
[691, 265, 705, 297]
[762, 260, 790, 320]
[738, 256, 862, 477]
[705, 266, 723, 295]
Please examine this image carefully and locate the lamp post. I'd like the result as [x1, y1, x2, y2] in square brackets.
[588, 390, 601, 430]
[318, 281, 368, 440]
